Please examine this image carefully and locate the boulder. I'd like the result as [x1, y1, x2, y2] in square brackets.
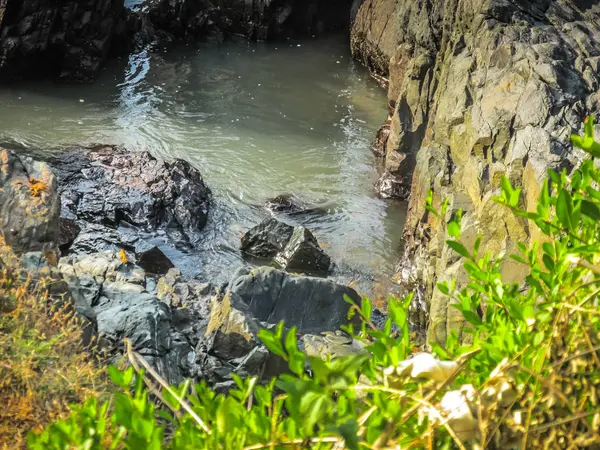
[0, 148, 60, 258]
[241, 218, 331, 275]
[50, 145, 211, 253]
[226, 266, 359, 333]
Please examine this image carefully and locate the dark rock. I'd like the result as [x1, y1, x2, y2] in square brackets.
[0, 0, 129, 81]
[69, 223, 140, 255]
[265, 194, 307, 214]
[241, 218, 331, 275]
[58, 218, 81, 253]
[241, 218, 294, 258]
[136, 245, 175, 275]
[226, 266, 359, 334]
[136, 0, 355, 43]
[374, 171, 410, 200]
[274, 227, 331, 275]
[0, 148, 60, 258]
[50, 145, 211, 252]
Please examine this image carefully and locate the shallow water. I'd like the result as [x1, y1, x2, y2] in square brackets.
[0, 34, 406, 292]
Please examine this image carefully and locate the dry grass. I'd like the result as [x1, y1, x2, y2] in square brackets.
[0, 245, 106, 449]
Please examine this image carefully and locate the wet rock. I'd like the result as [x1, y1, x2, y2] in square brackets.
[265, 194, 307, 214]
[374, 171, 410, 200]
[0, 0, 129, 81]
[0, 148, 60, 258]
[274, 227, 331, 275]
[136, 245, 175, 275]
[241, 218, 294, 258]
[50, 145, 211, 254]
[241, 218, 331, 275]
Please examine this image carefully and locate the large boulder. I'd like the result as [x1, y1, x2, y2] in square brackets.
[352, 0, 600, 344]
[226, 266, 359, 333]
[0, 148, 60, 258]
[203, 266, 362, 386]
[0, 0, 128, 81]
[50, 145, 211, 254]
[241, 218, 331, 275]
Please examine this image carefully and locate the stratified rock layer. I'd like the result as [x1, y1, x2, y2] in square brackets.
[352, 0, 600, 343]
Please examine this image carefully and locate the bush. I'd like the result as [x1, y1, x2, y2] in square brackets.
[0, 241, 105, 449]
[27, 118, 600, 448]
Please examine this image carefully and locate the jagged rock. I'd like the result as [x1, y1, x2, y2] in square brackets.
[241, 218, 294, 259]
[136, 245, 175, 275]
[0, 0, 128, 81]
[58, 251, 197, 384]
[274, 227, 331, 275]
[241, 218, 331, 275]
[352, 0, 600, 344]
[50, 144, 211, 253]
[0, 148, 60, 258]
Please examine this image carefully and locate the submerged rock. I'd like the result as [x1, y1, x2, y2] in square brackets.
[50, 145, 211, 254]
[0, 148, 60, 258]
[241, 218, 331, 275]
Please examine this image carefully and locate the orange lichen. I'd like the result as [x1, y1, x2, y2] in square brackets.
[119, 249, 129, 264]
[28, 178, 47, 198]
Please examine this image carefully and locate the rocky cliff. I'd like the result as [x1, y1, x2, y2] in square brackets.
[0, 0, 128, 81]
[352, 0, 600, 343]
[131, 0, 356, 45]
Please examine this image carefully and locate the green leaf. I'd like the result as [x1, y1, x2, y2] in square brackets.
[581, 199, 600, 220]
[556, 189, 574, 231]
[446, 240, 471, 259]
[447, 220, 461, 238]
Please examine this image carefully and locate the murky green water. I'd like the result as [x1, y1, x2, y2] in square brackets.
[0, 34, 406, 291]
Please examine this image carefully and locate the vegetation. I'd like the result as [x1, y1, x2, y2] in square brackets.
[0, 240, 105, 449]
[7, 117, 600, 448]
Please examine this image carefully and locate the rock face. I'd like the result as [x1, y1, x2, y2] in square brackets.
[0, 0, 128, 81]
[50, 145, 211, 255]
[0, 148, 60, 258]
[241, 218, 331, 275]
[352, 0, 600, 343]
[132, 0, 355, 43]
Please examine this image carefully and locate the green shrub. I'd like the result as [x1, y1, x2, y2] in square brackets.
[28, 118, 600, 449]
